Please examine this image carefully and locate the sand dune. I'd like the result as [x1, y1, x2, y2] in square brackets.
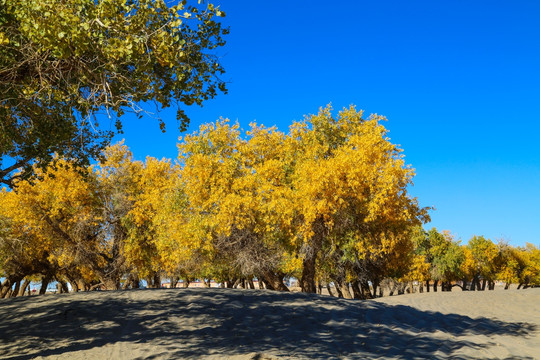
[0, 288, 538, 359]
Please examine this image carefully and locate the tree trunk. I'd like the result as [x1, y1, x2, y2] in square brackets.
[247, 279, 255, 289]
[326, 283, 335, 297]
[389, 280, 398, 296]
[102, 278, 120, 290]
[225, 278, 235, 288]
[360, 281, 373, 299]
[300, 217, 325, 293]
[170, 276, 179, 289]
[154, 273, 162, 288]
[334, 283, 344, 298]
[300, 254, 318, 293]
[371, 279, 380, 298]
[425, 279, 430, 292]
[504, 282, 510, 290]
[183, 278, 190, 288]
[12, 280, 21, 298]
[57, 279, 69, 293]
[351, 281, 364, 300]
[1, 278, 12, 298]
[261, 270, 289, 291]
[433, 280, 438, 292]
[40, 275, 52, 295]
[337, 281, 353, 299]
[67, 275, 81, 292]
[475, 277, 482, 291]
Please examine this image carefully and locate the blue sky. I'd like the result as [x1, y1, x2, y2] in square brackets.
[115, 1, 540, 246]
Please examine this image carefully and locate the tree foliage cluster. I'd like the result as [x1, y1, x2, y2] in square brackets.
[0, 0, 227, 187]
[1, 107, 539, 298]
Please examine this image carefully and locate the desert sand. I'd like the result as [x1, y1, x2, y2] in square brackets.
[0, 287, 538, 359]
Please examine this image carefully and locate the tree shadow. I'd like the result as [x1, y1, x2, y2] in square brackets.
[0, 288, 537, 359]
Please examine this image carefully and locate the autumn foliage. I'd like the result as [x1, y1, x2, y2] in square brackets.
[1, 107, 539, 298]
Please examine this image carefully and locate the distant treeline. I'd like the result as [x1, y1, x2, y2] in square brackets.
[1, 107, 539, 299]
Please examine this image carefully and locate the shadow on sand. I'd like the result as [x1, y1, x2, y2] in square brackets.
[0, 288, 536, 359]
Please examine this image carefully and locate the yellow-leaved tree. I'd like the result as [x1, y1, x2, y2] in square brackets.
[157, 120, 297, 290]
[290, 106, 430, 294]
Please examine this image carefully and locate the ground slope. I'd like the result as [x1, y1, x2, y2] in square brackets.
[0, 288, 538, 359]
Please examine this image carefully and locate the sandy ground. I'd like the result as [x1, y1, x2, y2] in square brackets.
[0, 288, 538, 359]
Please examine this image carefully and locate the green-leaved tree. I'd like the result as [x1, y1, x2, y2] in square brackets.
[0, 0, 227, 186]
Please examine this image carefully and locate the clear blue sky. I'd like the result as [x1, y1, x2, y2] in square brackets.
[115, 1, 540, 247]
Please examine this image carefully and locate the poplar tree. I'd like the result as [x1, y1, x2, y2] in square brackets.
[0, 0, 227, 186]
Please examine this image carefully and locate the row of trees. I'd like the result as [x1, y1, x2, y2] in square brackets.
[404, 228, 540, 294]
[1, 107, 539, 298]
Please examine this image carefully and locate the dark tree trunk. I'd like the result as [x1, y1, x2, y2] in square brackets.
[371, 279, 380, 297]
[351, 281, 364, 300]
[0, 278, 10, 298]
[0, 279, 9, 299]
[433, 280, 438, 292]
[57, 279, 69, 293]
[12, 280, 21, 298]
[170, 276, 179, 289]
[300, 217, 325, 293]
[326, 283, 335, 297]
[360, 281, 373, 299]
[481, 279, 487, 291]
[40, 275, 52, 295]
[334, 283, 344, 298]
[261, 270, 289, 292]
[183, 278, 190, 288]
[440, 281, 447, 291]
[300, 254, 318, 293]
[425, 279, 430, 292]
[504, 282, 510, 290]
[247, 279, 255, 289]
[475, 277, 482, 291]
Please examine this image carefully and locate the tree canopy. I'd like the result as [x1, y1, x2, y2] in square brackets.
[0, 0, 227, 187]
[1, 106, 539, 298]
